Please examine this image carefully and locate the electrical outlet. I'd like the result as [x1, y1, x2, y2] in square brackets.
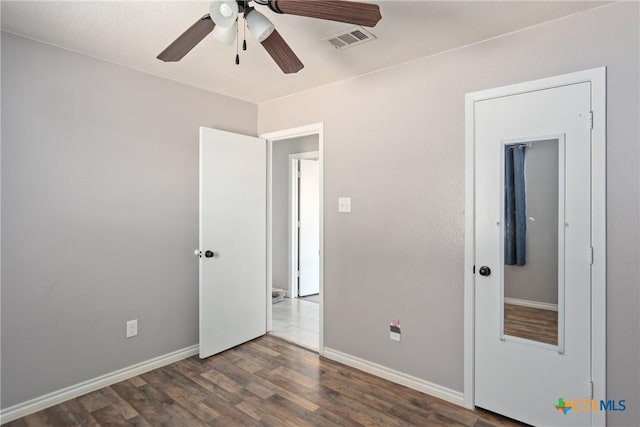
[126, 319, 138, 338]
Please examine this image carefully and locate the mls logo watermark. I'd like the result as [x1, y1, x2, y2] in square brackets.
[555, 397, 627, 415]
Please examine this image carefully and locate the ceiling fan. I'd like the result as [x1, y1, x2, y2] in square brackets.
[157, 0, 382, 74]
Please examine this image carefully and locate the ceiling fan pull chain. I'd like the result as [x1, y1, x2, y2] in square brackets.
[235, 21, 240, 65]
[242, 1, 248, 51]
[243, 21, 247, 51]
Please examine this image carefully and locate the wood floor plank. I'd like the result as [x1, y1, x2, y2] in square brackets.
[127, 376, 147, 388]
[200, 369, 243, 394]
[234, 395, 264, 421]
[2, 419, 28, 427]
[4, 335, 524, 427]
[20, 410, 55, 427]
[99, 386, 139, 420]
[200, 394, 259, 427]
[109, 381, 173, 425]
[90, 404, 131, 425]
[77, 390, 110, 413]
[272, 365, 318, 389]
[244, 381, 275, 400]
[259, 369, 403, 427]
[59, 399, 99, 426]
[321, 375, 395, 412]
[313, 406, 367, 427]
[36, 404, 78, 427]
[260, 394, 325, 427]
[185, 401, 220, 424]
[232, 354, 265, 374]
[171, 358, 219, 393]
[124, 415, 154, 427]
[163, 402, 208, 427]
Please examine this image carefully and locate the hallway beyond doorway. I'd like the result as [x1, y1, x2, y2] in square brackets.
[270, 298, 319, 351]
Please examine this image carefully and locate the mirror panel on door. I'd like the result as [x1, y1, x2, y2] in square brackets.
[501, 137, 565, 350]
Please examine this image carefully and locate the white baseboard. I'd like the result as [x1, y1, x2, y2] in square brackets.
[504, 297, 558, 311]
[0, 344, 199, 424]
[322, 347, 464, 406]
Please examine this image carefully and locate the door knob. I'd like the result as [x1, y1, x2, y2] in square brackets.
[204, 250, 215, 258]
[478, 266, 491, 276]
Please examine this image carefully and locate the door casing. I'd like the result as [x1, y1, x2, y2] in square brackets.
[261, 123, 324, 355]
[463, 68, 606, 425]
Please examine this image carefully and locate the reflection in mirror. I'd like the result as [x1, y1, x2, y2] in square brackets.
[503, 138, 563, 347]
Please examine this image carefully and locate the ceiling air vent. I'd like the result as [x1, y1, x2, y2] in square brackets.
[323, 26, 376, 50]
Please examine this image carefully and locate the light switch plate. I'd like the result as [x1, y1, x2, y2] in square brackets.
[338, 197, 351, 213]
[126, 319, 138, 338]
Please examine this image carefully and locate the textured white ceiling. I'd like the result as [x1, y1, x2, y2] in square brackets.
[1, 1, 607, 103]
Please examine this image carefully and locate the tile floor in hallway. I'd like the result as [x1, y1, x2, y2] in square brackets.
[270, 297, 319, 351]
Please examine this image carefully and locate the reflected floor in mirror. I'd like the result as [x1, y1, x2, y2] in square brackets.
[503, 304, 558, 346]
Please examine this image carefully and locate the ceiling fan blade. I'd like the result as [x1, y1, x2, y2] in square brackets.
[157, 15, 215, 62]
[261, 29, 304, 74]
[269, 0, 381, 27]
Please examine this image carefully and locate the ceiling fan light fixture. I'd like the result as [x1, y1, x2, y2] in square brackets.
[245, 8, 275, 42]
[212, 20, 238, 45]
[210, 1, 239, 28]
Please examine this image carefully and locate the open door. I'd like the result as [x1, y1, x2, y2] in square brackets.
[298, 158, 320, 297]
[199, 127, 266, 359]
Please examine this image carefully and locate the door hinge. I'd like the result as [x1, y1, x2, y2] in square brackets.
[297, 171, 301, 179]
[589, 246, 594, 265]
[589, 111, 594, 130]
[297, 270, 300, 278]
[297, 221, 301, 228]
[589, 381, 594, 399]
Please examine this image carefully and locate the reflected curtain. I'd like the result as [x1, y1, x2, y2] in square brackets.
[505, 144, 527, 266]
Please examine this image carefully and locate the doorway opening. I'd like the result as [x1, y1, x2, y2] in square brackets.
[261, 124, 324, 353]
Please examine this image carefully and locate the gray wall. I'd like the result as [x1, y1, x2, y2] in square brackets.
[505, 140, 558, 304]
[258, 3, 639, 426]
[271, 135, 319, 294]
[1, 32, 257, 408]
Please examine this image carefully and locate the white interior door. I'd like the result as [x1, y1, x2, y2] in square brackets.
[298, 159, 320, 297]
[474, 83, 592, 425]
[199, 127, 266, 359]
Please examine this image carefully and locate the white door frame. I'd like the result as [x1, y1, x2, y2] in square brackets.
[261, 123, 324, 355]
[289, 151, 320, 299]
[464, 68, 606, 425]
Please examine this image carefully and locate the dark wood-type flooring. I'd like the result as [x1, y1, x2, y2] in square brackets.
[4, 335, 524, 427]
[503, 303, 558, 346]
